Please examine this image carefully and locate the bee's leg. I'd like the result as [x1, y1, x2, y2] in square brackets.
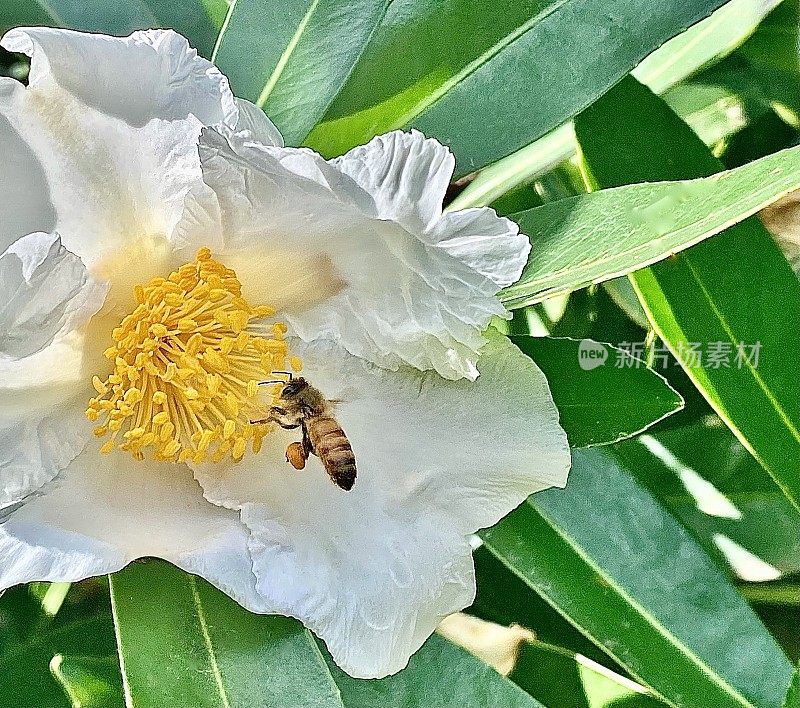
[253, 420, 300, 429]
[251, 407, 300, 429]
[301, 423, 314, 458]
[271, 406, 301, 429]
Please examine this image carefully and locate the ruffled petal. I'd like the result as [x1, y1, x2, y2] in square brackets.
[2, 28, 236, 127]
[0, 232, 107, 508]
[330, 129, 529, 287]
[0, 309, 91, 510]
[193, 334, 570, 677]
[0, 520, 124, 587]
[0, 436, 265, 610]
[430, 207, 531, 288]
[0, 232, 107, 359]
[0, 28, 239, 267]
[331, 130, 453, 233]
[198, 129, 529, 380]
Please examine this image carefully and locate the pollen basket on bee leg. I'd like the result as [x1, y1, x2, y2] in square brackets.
[86, 248, 302, 464]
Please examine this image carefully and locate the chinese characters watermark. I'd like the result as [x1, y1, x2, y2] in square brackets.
[578, 339, 762, 371]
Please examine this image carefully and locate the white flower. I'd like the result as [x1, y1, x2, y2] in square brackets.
[0, 28, 571, 678]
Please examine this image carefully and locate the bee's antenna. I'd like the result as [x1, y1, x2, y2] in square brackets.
[258, 371, 293, 386]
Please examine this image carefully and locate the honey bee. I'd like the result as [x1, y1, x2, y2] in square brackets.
[261, 377, 357, 491]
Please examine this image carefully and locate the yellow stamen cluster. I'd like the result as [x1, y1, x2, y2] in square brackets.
[86, 248, 299, 464]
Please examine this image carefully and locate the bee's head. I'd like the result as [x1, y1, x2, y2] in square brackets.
[280, 377, 308, 399]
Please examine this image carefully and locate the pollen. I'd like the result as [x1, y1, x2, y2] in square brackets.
[86, 249, 295, 463]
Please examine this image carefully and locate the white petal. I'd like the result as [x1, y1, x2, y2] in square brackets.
[332, 130, 454, 233]
[199, 130, 528, 380]
[430, 207, 531, 288]
[0, 232, 104, 507]
[0, 232, 107, 359]
[0, 28, 237, 266]
[0, 389, 87, 510]
[331, 130, 529, 288]
[231, 99, 284, 147]
[0, 326, 88, 509]
[243, 503, 476, 678]
[0, 437, 264, 609]
[2, 28, 236, 127]
[0, 112, 55, 253]
[194, 334, 570, 677]
[0, 520, 123, 587]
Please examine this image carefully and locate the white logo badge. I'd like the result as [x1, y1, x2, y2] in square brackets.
[578, 339, 608, 371]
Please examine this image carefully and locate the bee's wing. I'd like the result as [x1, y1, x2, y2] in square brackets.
[324, 399, 345, 415]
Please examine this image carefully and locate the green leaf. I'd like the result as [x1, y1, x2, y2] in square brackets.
[481, 447, 794, 707]
[0, 1, 223, 58]
[0, 0, 52, 29]
[202, 0, 231, 30]
[51, 654, 124, 708]
[143, 0, 229, 58]
[212, 0, 389, 145]
[472, 546, 617, 668]
[510, 640, 665, 708]
[615, 420, 800, 579]
[511, 336, 683, 447]
[575, 76, 800, 512]
[0, 583, 120, 708]
[786, 665, 800, 708]
[306, 0, 729, 174]
[500, 142, 800, 308]
[631, 0, 783, 95]
[449, 0, 781, 210]
[14, 0, 157, 33]
[321, 633, 543, 707]
[109, 561, 344, 708]
[111, 560, 550, 706]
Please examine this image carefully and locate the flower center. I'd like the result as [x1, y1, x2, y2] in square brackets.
[86, 248, 301, 464]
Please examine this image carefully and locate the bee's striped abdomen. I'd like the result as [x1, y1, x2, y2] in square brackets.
[307, 416, 357, 491]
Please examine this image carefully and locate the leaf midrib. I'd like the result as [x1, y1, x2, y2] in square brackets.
[484, 503, 757, 708]
[388, 0, 572, 130]
[255, 0, 323, 108]
[630, 266, 800, 513]
[190, 577, 232, 708]
[680, 254, 800, 446]
[503, 160, 800, 305]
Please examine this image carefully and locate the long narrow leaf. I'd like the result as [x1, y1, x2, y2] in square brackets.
[212, 0, 389, 145]
[2, 0, 223, 58]
[109, 561, 344, 708]
[502, 143, 800, 307]
[450, 0, 781, 209]
[575, 76, 800, 512]
[306, 0, 729, 173]
[481, 448, 793, 707]
[322, 633, 543, 707]
[111, 561, 548, 707]
[512, 336, 683, 448]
